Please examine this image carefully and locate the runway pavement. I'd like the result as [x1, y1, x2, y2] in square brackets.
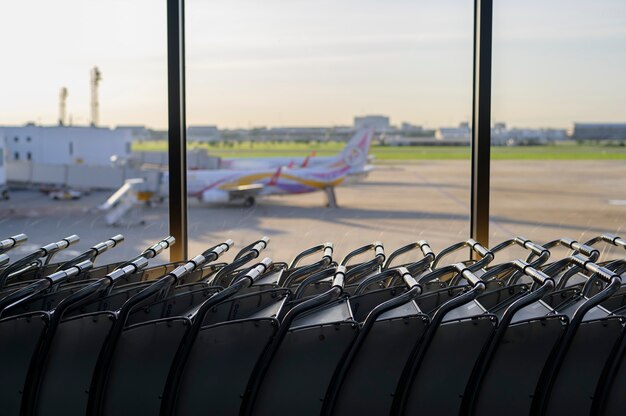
[0, 160, 624, 265]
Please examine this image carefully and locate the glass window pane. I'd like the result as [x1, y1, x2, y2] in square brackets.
[185, 0, 474, 261]
[0, 0, 171, 265]
[491, 0, 626, 256]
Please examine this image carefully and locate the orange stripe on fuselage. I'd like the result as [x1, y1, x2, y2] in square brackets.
[217, 171, 345, 190]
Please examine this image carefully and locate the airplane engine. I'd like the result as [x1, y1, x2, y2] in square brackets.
[201, 189, 230, 203]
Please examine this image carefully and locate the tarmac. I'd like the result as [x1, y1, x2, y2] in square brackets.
[0, 160, 624, 266]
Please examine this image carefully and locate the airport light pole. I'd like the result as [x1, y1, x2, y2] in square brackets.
[470, 0, 493, 254]
[167, 0, 188, 261]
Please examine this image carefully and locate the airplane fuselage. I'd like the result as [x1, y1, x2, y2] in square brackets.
[185, 164, 349, 203]
[220, 156, 336, 170]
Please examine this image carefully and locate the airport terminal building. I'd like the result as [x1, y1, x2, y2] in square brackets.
[572, 123, 626, 141]
[1, 125, 132, 166]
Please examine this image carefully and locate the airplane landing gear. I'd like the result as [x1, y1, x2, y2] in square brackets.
[244, 196, 256, 207]
[324, 187, 338, 208]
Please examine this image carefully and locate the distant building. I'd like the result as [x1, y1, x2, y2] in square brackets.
[492, 125, 567, 145]
[221, 127, 334, 142]
[401, 122, 423, 132]
[384, 135, 463, 146]
[572, 123, 626, 141]
[117, 125, 151, 141]
[493, 122, 507, 132]
[1, 125, 132, 166]
[354, 115, 390, 132]
[188, 125, 220, 142]
[437, 122, 471, 143]
[265, 127, 328, 141]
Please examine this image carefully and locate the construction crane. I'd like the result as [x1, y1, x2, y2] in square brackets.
[90, 66, 102, 126]
[58, 87, 68, 126]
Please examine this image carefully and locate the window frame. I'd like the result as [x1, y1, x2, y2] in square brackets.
[165, 0, 493, 261]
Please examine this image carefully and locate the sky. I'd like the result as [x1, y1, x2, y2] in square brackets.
[0, 0, 624, 130]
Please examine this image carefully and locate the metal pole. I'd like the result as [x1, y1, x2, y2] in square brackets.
[470, 0, 493, 253]
[167, 0, 188, 261]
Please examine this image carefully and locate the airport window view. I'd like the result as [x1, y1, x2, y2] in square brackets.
[1, 1, 624, 263]
[1, 1, 626, 414]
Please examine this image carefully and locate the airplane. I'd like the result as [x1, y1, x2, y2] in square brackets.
[180, 129, 374, 208]
[100, 129, 373, 226]
[217, 128, 374, 177]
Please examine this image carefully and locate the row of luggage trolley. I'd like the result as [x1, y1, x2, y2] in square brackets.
[0, 231, 626, 415]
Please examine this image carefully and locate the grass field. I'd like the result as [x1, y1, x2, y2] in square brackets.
[133, 140, 626, 161]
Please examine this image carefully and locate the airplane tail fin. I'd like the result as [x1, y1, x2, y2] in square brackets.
[335, 128, 374, 170]
[268, 167, 282, 186]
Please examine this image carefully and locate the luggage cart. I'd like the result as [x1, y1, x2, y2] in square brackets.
[391, 264, 493, 416]
[0, 233, 28, 255]
[380, 240, 437, 291]
[15, 235, 124, 283]
[532, 256, 622, 416]
[21, 241, 231, 416]
[160, 258, 291, 416]
[94, 258, 273, 416]
[86, 242, 235, 416]
[256, 242, 334, 295]
[241, 267, 350, 416]
[6, 237, 174, 319]
[0, 236, 80, 289]
[466, 255, 621, 416]
[0, 231, 623, 415]
[279, 242, 381, 299]
[0, 260, 93, 415]
[82, 236, 176, 284]
[21, 258, 149, 416]
[430, 238, 494, 272]
[322, 267, 426, 416]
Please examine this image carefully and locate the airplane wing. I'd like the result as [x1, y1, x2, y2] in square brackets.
[221, 183, 265, 198]
[225, 166, 280, 199]
[199, 183, 264, 204]
[199, 167, 281, 204]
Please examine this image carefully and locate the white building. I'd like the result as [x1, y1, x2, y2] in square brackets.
[401, 122, 423, 133]
[491, 124, 568, 145]
[437, 122, 471, 142]
[354, 115, 390, 132]
[572, 123, 626, 141]
[117, 125, 151, 141]
[1, 125, 132, 166]
[188, 125, 220, 142]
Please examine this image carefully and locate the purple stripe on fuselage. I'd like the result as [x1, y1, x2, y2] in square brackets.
[271, 183, 315, 194]
[307, 166, 350, 180]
